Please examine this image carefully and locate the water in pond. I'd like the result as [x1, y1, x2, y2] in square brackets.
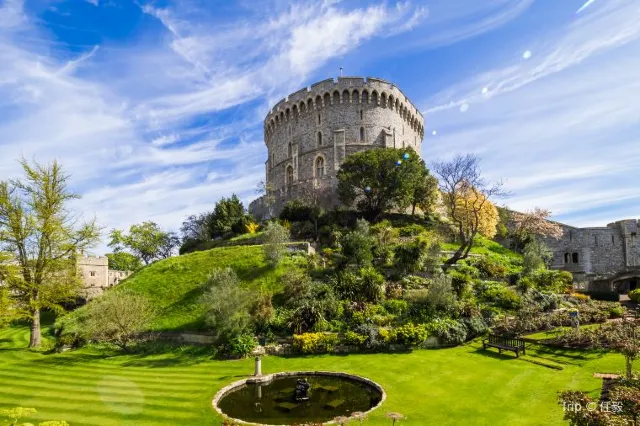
[217, 374, 382, 425]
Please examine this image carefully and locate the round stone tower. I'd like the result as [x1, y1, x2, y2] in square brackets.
[250, 76, 425, 219]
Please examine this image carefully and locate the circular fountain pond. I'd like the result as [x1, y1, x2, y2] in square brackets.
[213, 372, 385, 425]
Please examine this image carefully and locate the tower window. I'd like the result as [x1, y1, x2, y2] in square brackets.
[612, 235, 615, 244]
[286, 166, 294, 188]
[315, 157, 325, 178]
[288, 142, 292, 157]
[360, 109, 363, 120]
[360, 127, 364, 141]
[318, 114, 321, 125]
[317, 132, 322, 146]
[572, 252, 579, 264]
[90, 271, 96, 277]
[564, 253, 570, 264]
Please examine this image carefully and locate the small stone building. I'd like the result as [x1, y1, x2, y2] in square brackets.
[250, 76, 425, 219]
[542, 219, 640, 292]
[77, 256, 132, 299]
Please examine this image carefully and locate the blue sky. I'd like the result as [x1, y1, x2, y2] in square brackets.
[1, 0, 639, 253]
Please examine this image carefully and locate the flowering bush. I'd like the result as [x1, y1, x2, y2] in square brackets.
[292, 332, 339, 354]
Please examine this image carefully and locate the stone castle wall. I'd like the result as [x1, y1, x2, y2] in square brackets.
[250, 77, 425, 218]
[542, 219, 640, 291]
[78, 256, 132, 299]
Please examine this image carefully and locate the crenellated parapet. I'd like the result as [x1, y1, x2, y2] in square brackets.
[264, 77, 424, 141]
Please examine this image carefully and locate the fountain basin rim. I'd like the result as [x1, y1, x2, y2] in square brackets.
[212, 370, 387, 426]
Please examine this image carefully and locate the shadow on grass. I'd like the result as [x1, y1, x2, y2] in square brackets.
[471, 347, 518, 361]
[528, 344, 607, 366]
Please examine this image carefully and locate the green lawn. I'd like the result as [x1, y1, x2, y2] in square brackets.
[0, 325, 624, 426]
[85, 245, 288, 332]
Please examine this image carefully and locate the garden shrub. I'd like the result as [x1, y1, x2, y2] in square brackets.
[389, 323, 428, 346]
[579, 290, 620, 302]
[567, 292, 591, 303]
[531, 270, 574, 293]
[353, 324, 386, 350]
[425, 318, 468, 345]
[462, 315, 488, 338]
[383, 299, 408, 316]
[343, 330, 367, 347]
[290, 220, 316, 239]
[476, 281, 521, 310]
[340, 220, 374, 266]
[262, 222, 290, 266]
[629, 289, 640, 303]
[449, 270, 473, 298]
[401, 275, 429, 289]
[223, 334, 257, 359]
[475, 257, 508, 279]
[393, 238, 428, 273]
[398, 223, 426, 237]
[609, 305, 625, 319]
[292, 332, 339, 354]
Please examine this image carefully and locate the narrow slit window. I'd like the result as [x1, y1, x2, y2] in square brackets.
[360, 127, 364, 141]
[317, 132, 322, 146]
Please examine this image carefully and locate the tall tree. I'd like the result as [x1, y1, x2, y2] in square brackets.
[510, 207, 563, 249]
[433, 154, 503, 267]
[210, 194, 245, 237]
[337, 148, 425, 221]
[105, 252, 143, 272]
[0, 159, 100, 347]
[108, 221, 176, 265]
[410, 171, 439, 216]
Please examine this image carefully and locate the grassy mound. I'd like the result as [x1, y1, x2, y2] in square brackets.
[90, 245, 283, 332]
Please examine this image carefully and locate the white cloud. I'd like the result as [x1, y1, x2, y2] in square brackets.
[422, 0, 640, 226]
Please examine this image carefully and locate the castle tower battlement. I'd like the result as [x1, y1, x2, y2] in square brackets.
[250, 76, 425, 219]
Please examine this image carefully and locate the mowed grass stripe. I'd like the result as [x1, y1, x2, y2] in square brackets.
[0, 324, 624, 425]
[0, 368, 215, 392]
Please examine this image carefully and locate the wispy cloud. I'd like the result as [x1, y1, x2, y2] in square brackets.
[422, 0, 640, 225]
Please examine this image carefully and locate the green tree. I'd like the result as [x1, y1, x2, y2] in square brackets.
[0, 159, 100, 347]
[337, 148, 425, 221]
[106, 252, 142, 271]
[201, 268, 253, 343]
[340, 219, 374, 267]
[433, 154, 503, 268]
[109, 221, 177, 265]
[410, 171, 439, 216]
[83, 291, 154, 352]
[522, 237, 553, 275]
[262, 221, 290, 266]
[210, 194, 246, 237]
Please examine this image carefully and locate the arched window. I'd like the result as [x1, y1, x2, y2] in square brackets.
[360, 127, 365, 141]
[315, 157, 325, 178]
[317, 132, 323, 146]
[286, 166, 294, 188]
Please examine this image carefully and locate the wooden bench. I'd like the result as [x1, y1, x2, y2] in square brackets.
[482, 335, 526, 357]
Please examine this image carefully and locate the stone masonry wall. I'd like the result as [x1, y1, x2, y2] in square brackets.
[542, 219, 640, 289]
[250, 77, 425, 218]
